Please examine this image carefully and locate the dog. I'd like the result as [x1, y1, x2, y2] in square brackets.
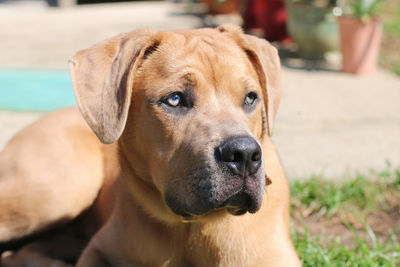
[0, 25, 300, 266]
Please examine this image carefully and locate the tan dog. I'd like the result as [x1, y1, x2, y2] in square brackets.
[0, 25, 300, 266]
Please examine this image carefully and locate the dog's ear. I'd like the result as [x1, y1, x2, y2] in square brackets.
[218, 25, 282, 136]
[243, 35, 282, 136]
[69, 29, 158, 144]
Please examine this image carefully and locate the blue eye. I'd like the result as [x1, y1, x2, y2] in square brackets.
[165, 93, 182, 107]
[244, 92, 258, 106]
[160, 91, 193, 113]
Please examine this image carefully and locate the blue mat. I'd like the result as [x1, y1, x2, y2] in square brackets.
[0, 69, 76, 112]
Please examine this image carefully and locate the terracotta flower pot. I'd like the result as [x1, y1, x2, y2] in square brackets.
[338, 16, 382, 75]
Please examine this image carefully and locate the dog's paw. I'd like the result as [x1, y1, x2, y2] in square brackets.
[1, 251, 15, 267]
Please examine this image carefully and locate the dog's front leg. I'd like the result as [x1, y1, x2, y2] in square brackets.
[1, 229, 85, 267]
[76, 244, 111, 267]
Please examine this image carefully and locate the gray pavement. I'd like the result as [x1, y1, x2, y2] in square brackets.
[274, 68, 400, 178]
[1, 1, 399, 179]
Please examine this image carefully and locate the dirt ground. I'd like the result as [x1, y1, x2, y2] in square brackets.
[292, 192, 400, 247]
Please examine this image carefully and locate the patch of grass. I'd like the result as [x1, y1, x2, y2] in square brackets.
[291, 168, 400, 218]
[290, 167, 400, 266]
[292, 224, 400, 266]
[384, 21, 400, 38]
[393, 63, 400, 76]
[380, 0, 400, 75]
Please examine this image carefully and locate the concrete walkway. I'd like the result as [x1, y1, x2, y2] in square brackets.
[1, 1, 399, 179]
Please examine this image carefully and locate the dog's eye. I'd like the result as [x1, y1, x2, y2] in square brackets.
[162, 92, 190, 108]
[244, 92, 258, 106]
[166, 93, 182, 107]
[158, 90, 193, 114]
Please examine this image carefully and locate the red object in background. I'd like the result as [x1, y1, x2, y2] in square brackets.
[244, 0, 289, 42]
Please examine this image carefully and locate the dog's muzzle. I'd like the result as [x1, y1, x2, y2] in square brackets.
[165, 136, 265, 219]
[222, 192, 254, 216]
[215, 136, 263, 215]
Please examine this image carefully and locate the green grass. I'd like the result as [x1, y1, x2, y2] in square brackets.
[384, 20, 400, 38]
[292, 225, 400, 266]
[290, 167, 400, 266]
[380, 0, 400, 75]
[291, 168, 400, 217]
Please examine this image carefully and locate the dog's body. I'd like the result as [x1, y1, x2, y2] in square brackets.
[0, 25, 300, 266]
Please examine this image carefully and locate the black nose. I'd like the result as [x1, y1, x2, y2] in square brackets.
[216, 136, 262, 176]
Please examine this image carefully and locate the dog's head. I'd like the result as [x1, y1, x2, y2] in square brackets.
[70, 25, 282, 222]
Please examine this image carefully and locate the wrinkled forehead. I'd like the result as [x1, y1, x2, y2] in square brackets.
[142, 30, 259, 85]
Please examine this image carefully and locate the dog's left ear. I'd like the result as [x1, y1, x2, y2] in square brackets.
[69, 29, 158, 144]
[218, 25, 282, 136]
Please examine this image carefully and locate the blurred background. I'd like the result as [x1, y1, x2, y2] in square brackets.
[0, 0, 399, 264]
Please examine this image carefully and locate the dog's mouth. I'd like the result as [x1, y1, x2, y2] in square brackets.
[178, 192, 254, 221]
[165, 164, 265, 220]
[222, 191, 257, 216]
[172, 191, 258, 221]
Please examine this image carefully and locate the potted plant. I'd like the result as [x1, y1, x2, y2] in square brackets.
[285, 0, 339, 59]
[337, 0, 383, 75]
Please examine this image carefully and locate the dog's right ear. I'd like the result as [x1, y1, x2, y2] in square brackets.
[217, 25, 282, 137]
[69, 29, 158, 144]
